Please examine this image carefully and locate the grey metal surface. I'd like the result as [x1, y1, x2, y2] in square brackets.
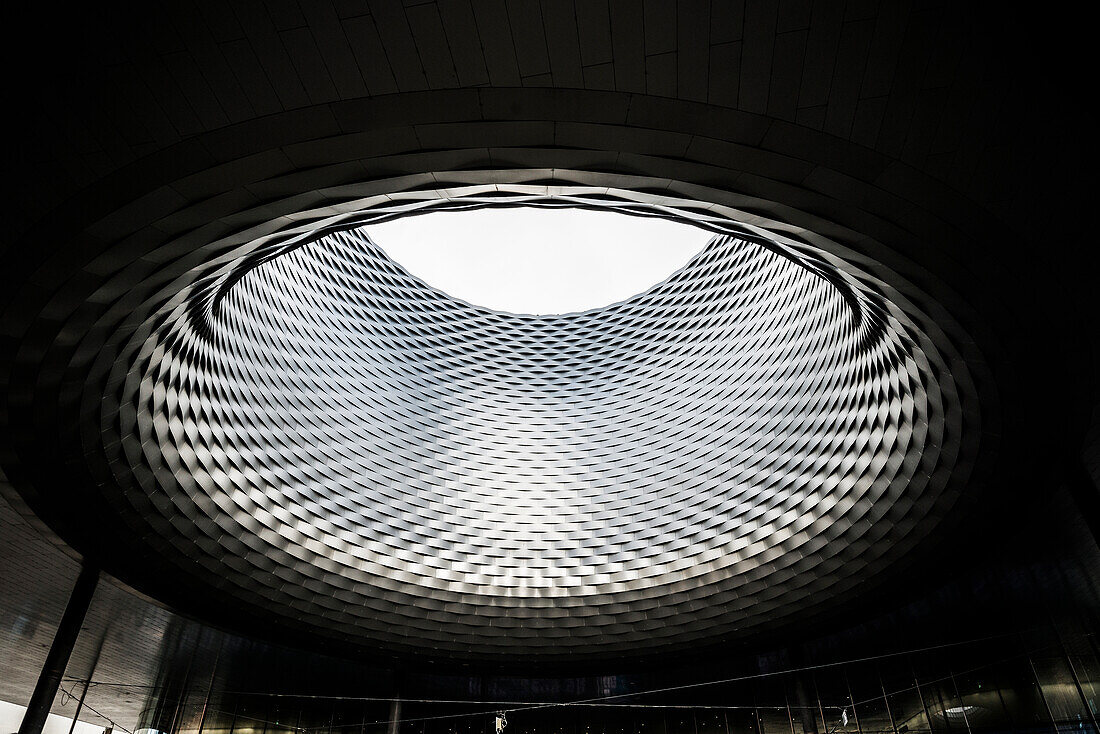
[0, 490, 169, 732]
[87, 196, 975, 660]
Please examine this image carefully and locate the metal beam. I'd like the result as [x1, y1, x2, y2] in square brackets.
[19, 563, 99, 734]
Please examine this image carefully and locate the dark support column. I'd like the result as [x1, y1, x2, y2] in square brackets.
[19, 563, 99, 734]
[194, 642, 222, 734]
[68, 625, 110, 734]
[387, 671, 402, 734]
[792, 670, 819, 733]
[65, 679, 90, 734]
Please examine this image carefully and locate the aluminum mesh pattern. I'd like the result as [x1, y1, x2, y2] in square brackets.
[103, 203, 961, 661]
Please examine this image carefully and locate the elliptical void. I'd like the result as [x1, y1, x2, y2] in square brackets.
[90, 194, 975, 661]
[363, 208, 711, 314]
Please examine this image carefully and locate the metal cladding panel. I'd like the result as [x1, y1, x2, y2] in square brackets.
[87, 197, 973, 661]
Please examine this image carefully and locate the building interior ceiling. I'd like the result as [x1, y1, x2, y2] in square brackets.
[0, 0, 1096, 731]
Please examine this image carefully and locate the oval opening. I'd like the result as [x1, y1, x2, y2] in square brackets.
[363, 207, 712, 315]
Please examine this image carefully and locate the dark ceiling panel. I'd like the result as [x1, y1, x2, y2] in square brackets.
[574, 2, 611, 72]
[797, 0, 844, 111]
[609, 0, 646, 93]
[168, 3, 257, 124]
[234, 0, 313, 109]
[738, 0, 778, 114]
[507, 0, 552, 80]
[645, 51, 676, 97]
[859, 0, 908, 100]
[370, 0, 431, 91]
[472, 0, 522, 86]
[777, 0, 811, 33]
[765, 28, 807, 121]
[875, 9, 937, 158]
[405, 2, 461, 88]
[709, 0, 745, 44]
[437, 0, 490, 87]
[279, 27, 342, 105]
[541, 1, 584, 88]
[675, 0, 710, 102]
[821, 18, 875, 140]
[219, 39, 285, 117]
[342, 13, 401, 95]
[707, 41, 741, 107]
[298, 0, 372, 99]
[643, 0, 677, 56]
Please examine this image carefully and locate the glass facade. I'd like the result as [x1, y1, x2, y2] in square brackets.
[124, 623, 1099, 734]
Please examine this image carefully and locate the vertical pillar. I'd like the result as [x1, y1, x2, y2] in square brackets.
[67, 626, 110, 734]
[386, 700, 401, 734]
[194, 642, 222, 734]
[793, 673, 818, 733]
[1029, 657, 1059, 734]
[1060, 637, 1100, 733]
[948, 672, 973, 734]
[19, 563, 99, 734]
[843, 673, 861, 734]
[877, 671, 897, 734]
[910, 663, 933, 734]
[65, 679, 90, 734]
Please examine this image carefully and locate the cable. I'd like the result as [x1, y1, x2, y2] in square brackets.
[57, 683, 131, 734]
[61, 626, 1052, 701]
[53, 628, 1081, 732]
[322, 635, 1070, 729]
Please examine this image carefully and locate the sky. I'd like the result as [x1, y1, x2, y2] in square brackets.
[363, 208, 712, 315]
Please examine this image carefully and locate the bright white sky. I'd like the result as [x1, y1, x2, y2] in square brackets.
[364, 208, 712, 315]
[0, 700, 104, 734]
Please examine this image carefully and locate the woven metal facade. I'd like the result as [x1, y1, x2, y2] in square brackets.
[85, 196, 975, 661]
